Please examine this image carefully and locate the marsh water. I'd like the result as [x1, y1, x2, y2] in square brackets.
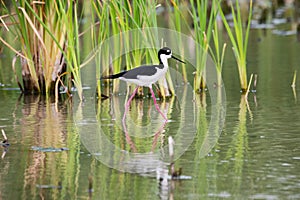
[1, 30, 300, 199]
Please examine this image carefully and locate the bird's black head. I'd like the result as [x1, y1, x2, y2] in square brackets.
[158, 47, 185, 64]
[158, 47, 172, 57]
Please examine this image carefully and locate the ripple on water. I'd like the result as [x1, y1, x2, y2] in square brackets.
[250, 194, 278, 200]
[208, 191, 231, 198]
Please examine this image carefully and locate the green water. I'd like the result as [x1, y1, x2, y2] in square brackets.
[1, 30, 300, 199]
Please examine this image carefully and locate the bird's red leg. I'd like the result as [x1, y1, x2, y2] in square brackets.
[122, 86, 139, 152]
[149, 87, 168, 121]
[122, 86, 139, 123]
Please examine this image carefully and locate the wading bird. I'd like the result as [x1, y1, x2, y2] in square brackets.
[101, 47, 185, 121]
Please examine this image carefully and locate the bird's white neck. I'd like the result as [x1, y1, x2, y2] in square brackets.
[160, 55, 170, 68]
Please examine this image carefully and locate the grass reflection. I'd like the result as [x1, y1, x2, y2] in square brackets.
[182, 86, 226, 197]
[11, 95, 80, 199]
[223, 95, 249, 194]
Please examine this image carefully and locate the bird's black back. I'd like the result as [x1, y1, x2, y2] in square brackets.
[101, 64, 164, 80]
[122, 64, 163, 79]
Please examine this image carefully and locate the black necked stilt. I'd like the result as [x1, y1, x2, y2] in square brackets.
[101, 47, 185, 121]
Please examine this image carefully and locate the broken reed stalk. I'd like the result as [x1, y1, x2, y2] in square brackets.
[1, 129, 8, 141]
[245, 73, 253, 99]
[253, 74, 258, 91]
[291, 70, 297, 88]
[168, 136, 174, 159]
[168, 136, 183, 178]
[291, 71, 297, 101]
[1, 128, 9, 158]
[168, 136, 175, 178]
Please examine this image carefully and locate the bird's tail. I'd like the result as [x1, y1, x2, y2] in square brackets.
[100, 71, 127, 80]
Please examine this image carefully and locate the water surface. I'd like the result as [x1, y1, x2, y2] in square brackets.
[1, 30, 300, 199]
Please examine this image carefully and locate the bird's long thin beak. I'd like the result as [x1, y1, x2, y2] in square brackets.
[172, 55, 186, 64]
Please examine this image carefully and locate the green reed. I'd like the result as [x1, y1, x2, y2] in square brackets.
[1, 0, 255, 99]
[0, 0, 84, 100]
[209, 1, 227, 86]
[168, 0, 189, 83]
[219, 0, 253, 92]
[189, 0, 217, 92]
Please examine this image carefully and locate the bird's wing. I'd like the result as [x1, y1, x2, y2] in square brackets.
[122, 65, 161, 79]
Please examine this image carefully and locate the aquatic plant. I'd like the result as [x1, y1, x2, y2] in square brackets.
[219, 0, 253, 92]
[90, 0, 110, 98]
[189, 0, 218, 92]
[167, 0, 190, 83]
[0, 0, 255, 99]
[0, 0, 83, 100]
[209, 1, 227, 87]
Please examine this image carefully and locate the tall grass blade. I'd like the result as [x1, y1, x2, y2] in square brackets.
[219, 0, 253, 92]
